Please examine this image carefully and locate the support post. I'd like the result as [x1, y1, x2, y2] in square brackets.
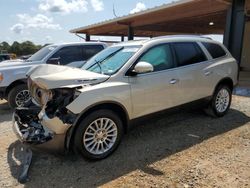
[223, 0, 246, 64]
[223, 8, 232, 48]
[128, 26, 134, 40]
[121, 35, 124, 42]
[85, 34, 90, 41]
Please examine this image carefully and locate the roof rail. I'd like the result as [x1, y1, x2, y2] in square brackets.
[153, 35, 213, 40]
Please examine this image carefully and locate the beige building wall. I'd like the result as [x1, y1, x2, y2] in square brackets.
[246, 0, 250, 13]
[241, 21, 250, 71]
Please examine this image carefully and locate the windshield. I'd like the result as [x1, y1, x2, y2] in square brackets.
[82, 45, 141, 75]
[27, 45, 57, 62]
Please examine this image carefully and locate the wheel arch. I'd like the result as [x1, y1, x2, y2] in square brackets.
[213, 77, 234, 94]
[66, 101, 130, 150]
[5, 79, 27, 97]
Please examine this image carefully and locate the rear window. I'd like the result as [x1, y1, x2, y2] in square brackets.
[202, 42, 226, 59]
[173, 42, 207, 67]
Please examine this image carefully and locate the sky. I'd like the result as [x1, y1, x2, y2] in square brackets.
[0, 0, 222, 45]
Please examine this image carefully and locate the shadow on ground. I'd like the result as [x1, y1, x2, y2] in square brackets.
[0, 100, 12, 123]
[7, 108, 250, 188]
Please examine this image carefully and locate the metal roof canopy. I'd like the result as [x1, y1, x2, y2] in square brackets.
[70, 0, 232, 38]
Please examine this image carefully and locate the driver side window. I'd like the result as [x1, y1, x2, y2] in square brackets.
[48, 46, 83, 65]
[138, 44, 175, 72]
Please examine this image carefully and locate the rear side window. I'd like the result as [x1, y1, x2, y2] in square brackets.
[83, 45, 104, 60]
[173, 42, 207, 67]
[202, 42, 226, 59]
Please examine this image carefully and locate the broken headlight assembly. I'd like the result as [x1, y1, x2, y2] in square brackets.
[44, 88, 79, 124]
[35, 88, 53, 106]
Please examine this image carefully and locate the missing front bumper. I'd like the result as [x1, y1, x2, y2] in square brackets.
[12, 107, 70, 153]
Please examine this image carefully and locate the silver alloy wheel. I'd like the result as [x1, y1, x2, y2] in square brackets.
[215, 88, 230, 113]
[15, 90, 31, 107]
[83, 118, 118, 155]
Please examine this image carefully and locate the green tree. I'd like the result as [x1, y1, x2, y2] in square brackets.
[0, 42, 10, 53]
[9, 41, 21, 56]
[20, 41, 38, 55]
[1, 41, 43, 56]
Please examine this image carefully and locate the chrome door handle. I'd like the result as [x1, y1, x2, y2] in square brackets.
[204, 71, 212, 76]
[170, 79, 179, 84]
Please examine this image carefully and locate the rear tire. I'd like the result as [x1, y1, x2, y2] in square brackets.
[74, 109, 124, 160]
[7, 84, 31, 109]
[205, 85, 232, 117]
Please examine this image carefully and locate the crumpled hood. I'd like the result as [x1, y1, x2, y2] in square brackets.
[27, 64, 110, 90]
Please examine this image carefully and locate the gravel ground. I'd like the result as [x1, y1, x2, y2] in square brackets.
[0, 96, 249, 188]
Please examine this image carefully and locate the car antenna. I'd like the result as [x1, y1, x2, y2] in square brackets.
[113, 3, 118, 18]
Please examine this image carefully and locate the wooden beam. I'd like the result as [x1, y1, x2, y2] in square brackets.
[136, 26, 224, 35]
[215, 0, 232, 5]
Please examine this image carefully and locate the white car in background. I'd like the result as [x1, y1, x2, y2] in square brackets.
[0, 42, 107, 108]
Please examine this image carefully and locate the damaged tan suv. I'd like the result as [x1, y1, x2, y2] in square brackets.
[13, 36, 238, 160]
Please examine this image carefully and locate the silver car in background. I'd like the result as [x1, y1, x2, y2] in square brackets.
[13, 36, 238, 160]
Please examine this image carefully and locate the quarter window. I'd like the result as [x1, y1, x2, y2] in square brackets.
[202, 42, 226, 59]
[138, 44, 175, 72]
[173, 42, 207, 66]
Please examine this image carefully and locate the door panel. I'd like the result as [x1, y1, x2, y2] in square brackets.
[128, 43, 179, 118]
[176, 62, 214, 104]
[129, 70, 179, 118]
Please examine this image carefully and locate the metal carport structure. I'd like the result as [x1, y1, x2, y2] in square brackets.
[70, 0, 249, 72]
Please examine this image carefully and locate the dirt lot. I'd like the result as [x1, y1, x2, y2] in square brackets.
[0, 96, 249, 188]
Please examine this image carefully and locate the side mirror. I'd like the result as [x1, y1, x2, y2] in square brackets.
[132, 61, 154, 74]
[47, 57, 60, 65]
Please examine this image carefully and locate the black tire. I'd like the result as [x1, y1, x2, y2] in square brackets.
[7, 84, 31, 109]
[205, 85, 232, 117]
[74, 109, 124, 160]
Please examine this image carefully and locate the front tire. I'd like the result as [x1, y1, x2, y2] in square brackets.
[205, 85, 232, 117]
[7, 84, 31, 109]
[74, 109, 124, 160]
